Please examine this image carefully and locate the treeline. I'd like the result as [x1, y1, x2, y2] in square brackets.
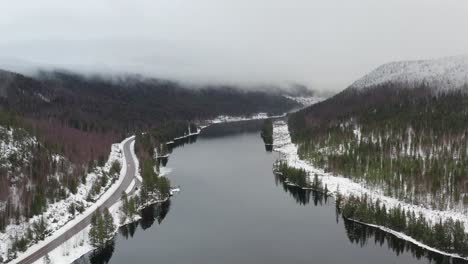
[289, 84, 468, 209]
[273, 161, 326, 192]
[89, 208, 115, 249]
[140, 159, 171, 205]
[0, 67, 298, 232]
[261, 119, 273, 145]
[273, 171, 328, 206]
[338, 194, 468, 256]
[135, 121, 194, 161]
[341, 218, 461, 264]
[120, 192, 138, 223]
[120, 124, 177, 225]
[118, 156, 171, 225]
[0, 120, 85, 232]
[274, 161, 309, 187]
[3, 158, 121, 261]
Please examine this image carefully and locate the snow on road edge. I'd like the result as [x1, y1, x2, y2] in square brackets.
[31, 136, 147, 264]
[13, 136, 135, 264]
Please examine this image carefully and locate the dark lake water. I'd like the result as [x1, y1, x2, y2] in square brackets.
[76, 120, 466, 264]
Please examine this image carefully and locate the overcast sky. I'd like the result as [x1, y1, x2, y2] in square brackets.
[1, 0, 468, 91]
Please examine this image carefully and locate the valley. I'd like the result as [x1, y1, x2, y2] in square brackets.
[0, 55, 466, 263]
[2, 1, 468, 263]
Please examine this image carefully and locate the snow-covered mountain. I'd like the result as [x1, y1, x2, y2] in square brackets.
[349, 55, 468, 91]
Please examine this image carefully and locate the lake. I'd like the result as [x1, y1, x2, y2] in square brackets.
[76, 120, 465, 264]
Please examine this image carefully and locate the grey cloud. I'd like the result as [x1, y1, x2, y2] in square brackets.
[1, 0, 468, 92]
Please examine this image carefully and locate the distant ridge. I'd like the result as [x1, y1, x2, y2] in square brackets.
[349, 55, 468, 91]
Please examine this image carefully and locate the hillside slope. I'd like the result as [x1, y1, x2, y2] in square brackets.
[0, 69, 299, 163]
[289, 56, 468, 210]
[0, 68, 300, 257]
[350, 55, 468, 91]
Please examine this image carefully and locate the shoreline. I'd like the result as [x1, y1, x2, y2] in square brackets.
[38, 193, 173, 264]
[29, 157, 174, 264]
[11, 136, 135, 264]
[11, 111, 294, 263]
[348, 218, 467, 260]
[272, 119, 468, 261]
[26, 112, 282, 263]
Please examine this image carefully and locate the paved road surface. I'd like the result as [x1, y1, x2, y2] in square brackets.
[17, 137, 140, 264]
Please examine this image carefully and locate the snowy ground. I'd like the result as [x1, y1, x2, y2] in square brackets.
[37, 227, 91, 264]
[350, 219, 466, 260]
[284, 96, 325, 106]
[349, 54, 468, 92]
[34, 189, 140, 264]
[0, 126, 39, 213]
[208, 95, 322, 124]
[273, 120, 468, 260]
[9, 111, 301, 263]
[8, 136, 134, 264]
[209, 112, 285, 124]
[29, 136, 180, 264]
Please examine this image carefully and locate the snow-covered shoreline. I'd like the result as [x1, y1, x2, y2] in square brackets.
[348, 218, 467, 260]
[163, 112, 281, 146]
[209, 112, 285, 124]
[12, 111, 302, 263]
[26, 133, 183, 264]
[272, 120, 468, 260]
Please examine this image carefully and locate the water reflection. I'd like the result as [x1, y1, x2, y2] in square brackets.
[159, 134, 199, 167]
[119, 199, 171, 240]
[86, 241, 115, 264]
[273, 171, 468, 264]
[342, 219, 467, 264]
[75, 121, 468, 264]
[201, 120, 267, 138]
[75, 201, 171, 264]
[273, 172, 327, 206]
[166, 134, 199, 153]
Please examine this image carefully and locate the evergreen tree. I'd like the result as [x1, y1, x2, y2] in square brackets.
[33, 217, 47, 241]
[89, 211, 100, 248]
[89, 208, 115, 249]
[128, 197, 136, 218]
[121, 192, 129, 221]
[103, 208, 115, 241]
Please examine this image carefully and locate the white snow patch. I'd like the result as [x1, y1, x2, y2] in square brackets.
[350, 219, 467, 260]
[350, 54, 468, 91]
[170, 188, 180, 196]
[34, 179, 141, 264]
[35, 227, 92, 264]
[10, 136, 134, 264]
[284, 96, 325, 106]
[159, 167, 172, 177]
[210, 112, 285, 124]
[273, 120, 468, 259]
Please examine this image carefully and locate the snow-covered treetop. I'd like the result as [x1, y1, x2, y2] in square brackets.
[349, 55, 468, 91]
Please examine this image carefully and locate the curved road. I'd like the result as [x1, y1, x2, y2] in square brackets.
[16, 137, 140, 264]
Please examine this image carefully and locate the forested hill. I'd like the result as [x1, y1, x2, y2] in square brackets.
[288, 57, 468, 210]
[0, 69, 298, 163]
[349, 55, 468, 91]
[0, 68, 299, 231]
